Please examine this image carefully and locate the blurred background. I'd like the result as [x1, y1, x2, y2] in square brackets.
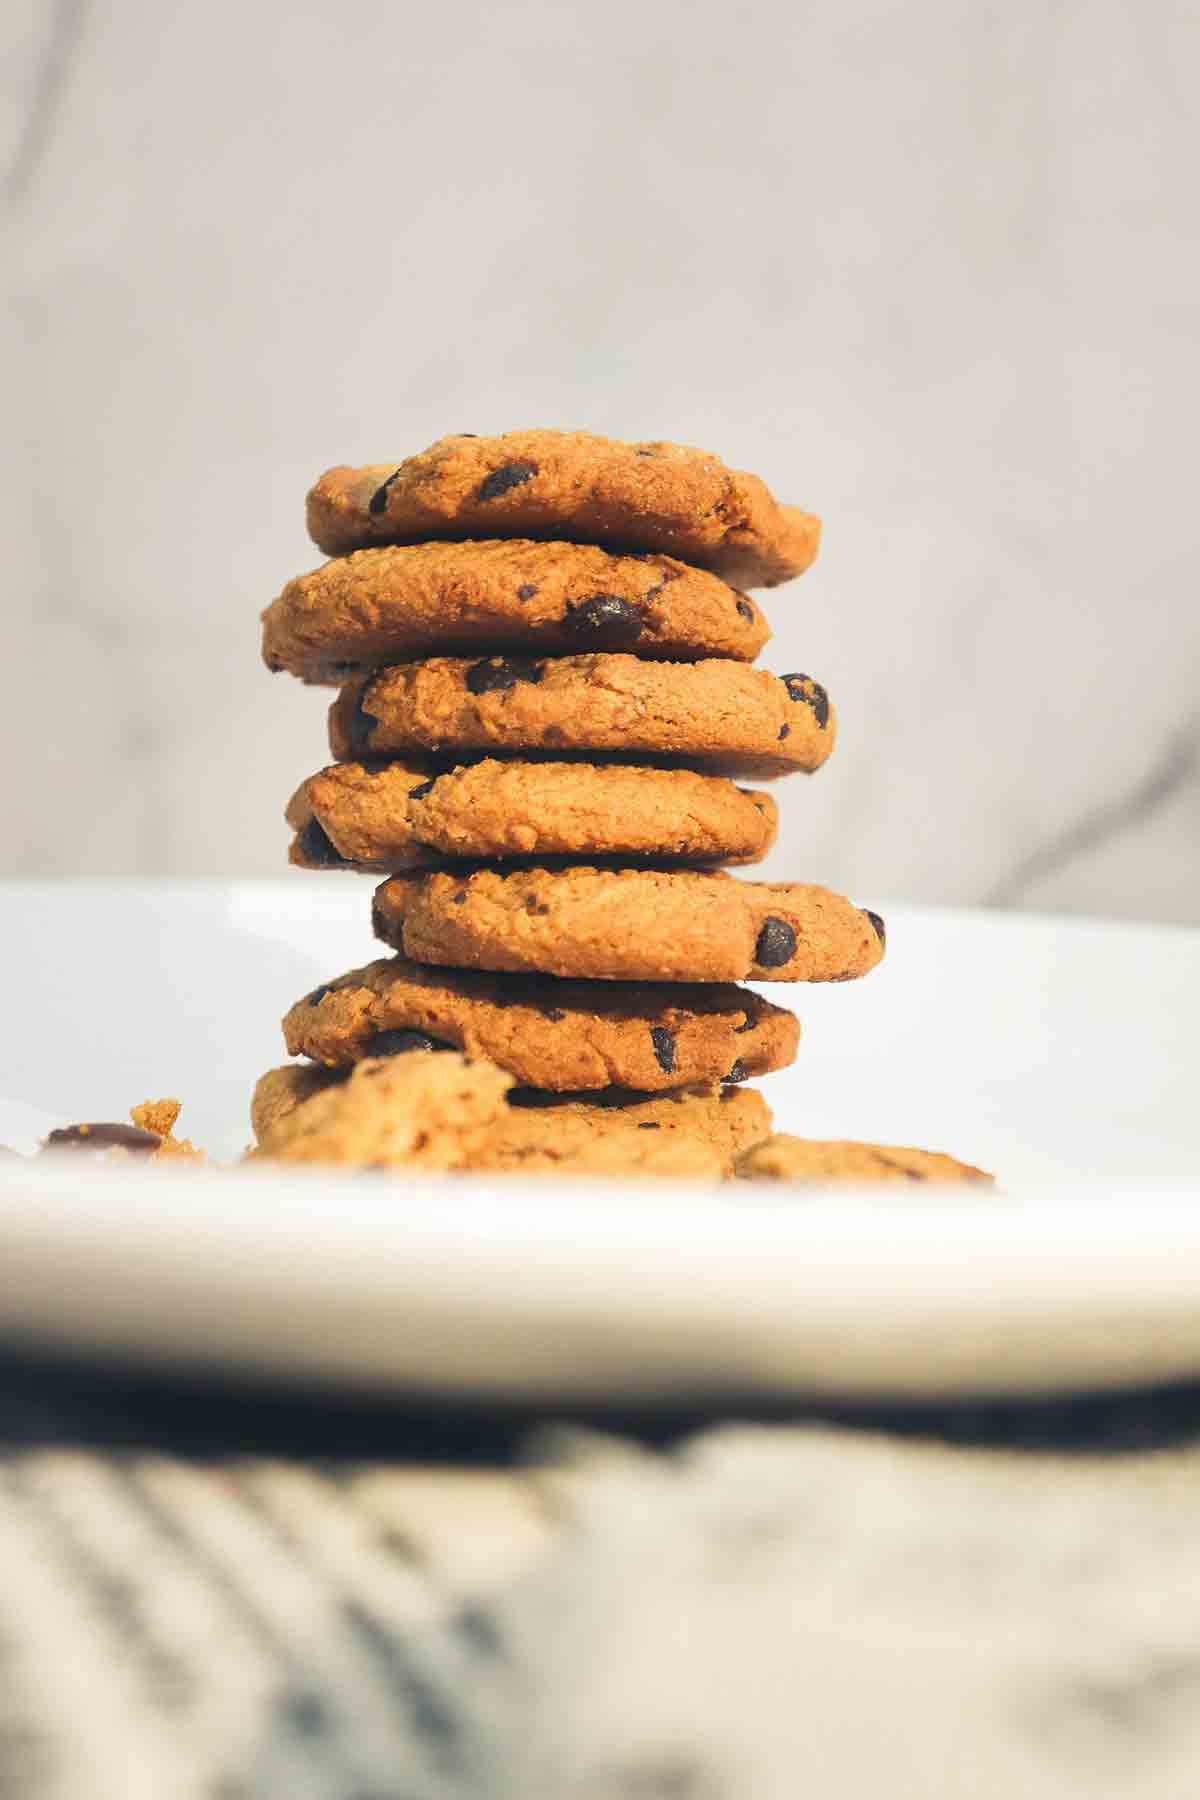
[2, 0, 1197, 922]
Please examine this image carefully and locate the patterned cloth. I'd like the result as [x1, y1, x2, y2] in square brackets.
[4, 1352, 1200, 1798]
[0, 1355, 559, 1799]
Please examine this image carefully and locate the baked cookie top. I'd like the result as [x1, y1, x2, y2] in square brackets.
[253, 1053, 513, 1172]
[734, 1133, 993, 1184]
[252, 1064, 771, 1179]
[287, 758, 778, 873]
[306, 431, 820, 588]
[283, 956, 799, 1092]
[263, 540, 769, 683]
[372, 867, 886, 985]
[328, 656, 835, 780]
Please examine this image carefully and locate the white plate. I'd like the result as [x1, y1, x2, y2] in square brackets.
[0, 881, 1198, 1402]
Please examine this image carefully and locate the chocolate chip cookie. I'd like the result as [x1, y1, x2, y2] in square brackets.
[283, 956, 799, 1091]
[253, 1064, 771, 1178]
[306, 431, 821, 588]
[328, 656, 835, 779]
[249, 1063, 339, 1143]
[288, 758, 779, 872]
[492, 1083, 770, 1177]
[371, 868, 886, 984]
[263, 540, 769, 683]
[254, 1053, 516, 1172]
[734, 1134, 993, 1184]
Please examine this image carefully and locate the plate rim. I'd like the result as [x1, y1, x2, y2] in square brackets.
[3, 1157, 1200, 1403]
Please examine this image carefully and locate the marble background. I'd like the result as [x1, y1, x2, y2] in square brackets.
[2, 0, 1197, 922]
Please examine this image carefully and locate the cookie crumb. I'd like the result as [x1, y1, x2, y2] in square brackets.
[132, 1098, 205, 1160]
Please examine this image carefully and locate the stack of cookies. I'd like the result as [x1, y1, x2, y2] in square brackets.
[253, 430, 984, 1185]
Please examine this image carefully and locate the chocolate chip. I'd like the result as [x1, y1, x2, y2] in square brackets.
[542, 1006, 566, 1021]
[516, 583, 538, 601]
[465, 656, 544, 694]
[650, 1026, 676, 1072]
[367, 467, 403, 516]
[506, 1088, 557, 1110]
[637, 1122, 661, 1130]
[755, 917, 796, 968]
[562, 594, 644, 645]
[736, 600, 754, 621]
[781, 673, 830, 730]
[778, 724, 790, 739]
[478, 461, 538, 502]
[297, 818, 348, 867]
[43, 1123, 161, 1155]
[733, 1012, 756, 1034]
[807, 682, 831, 729]
[726, 1060, 749, 1084]
[345, 684, 377, 757]
[372, 1029, 455, 1055]
[451, 889, 468, 905]
[407, 778, 437, 801]
[306, 984, 332, 1007]
[865, 910, 886, 947]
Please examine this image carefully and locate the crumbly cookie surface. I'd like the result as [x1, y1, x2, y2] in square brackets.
[372, 868, 886, 985]
[249, 1063, 341, 1143]
[263, 540, 769, 683]
[287, 758, 779, 872]
[305, 431, 820, 588]
[283, 955, 799, 1091]
[734, 1134, 993, 1184]
[494, 1083, 771, 1177]
[252, 1065, 770, 1179]
[478, 1118, 725, 1178]
[254, 1054, 513, 1170]
[328, 656, 835, 779]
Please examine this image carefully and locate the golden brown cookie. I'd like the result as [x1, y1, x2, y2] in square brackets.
[252, 1065, 771, 1179]
[249, 1063, 340, 1142]
[255, 1054, 514, 1171]
[263, 540, 769, 683]
[328, 656, 834, 780]
[493, 1083, 771, 1177]
[478, 1116, 726, 1178]
[283, 956, 799, 1091]
[287, 758, 779, 872]
[734, 1134, 993, 1184]
[372, 868, 886, 985]
[306, 431, 820, 588]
